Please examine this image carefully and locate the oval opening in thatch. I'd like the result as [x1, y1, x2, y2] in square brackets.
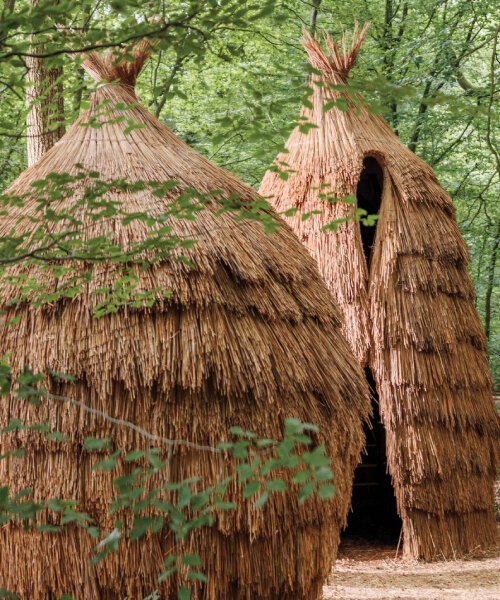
[356, 156, 383, 266]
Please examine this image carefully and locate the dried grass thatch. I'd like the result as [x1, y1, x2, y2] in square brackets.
[0, 46, 371, 598]
[259, 23, 500, 560]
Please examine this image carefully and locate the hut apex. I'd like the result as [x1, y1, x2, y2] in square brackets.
[259, 23, 500, 560]
[0, 43, 370, 599]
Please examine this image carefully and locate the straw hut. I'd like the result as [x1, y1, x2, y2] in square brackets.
[259, 24, 499, 560]
[0, 43, 370, 599]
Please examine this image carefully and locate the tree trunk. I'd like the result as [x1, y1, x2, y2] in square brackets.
[484, 28, 500, 341]
[381, 0, 398, 132]
[309, 0, 321, 35]
[72, 2, 92, 114]
[26, 0, 65, 167]
[484, 218, 500, 341]
[3, 0, 16, 16]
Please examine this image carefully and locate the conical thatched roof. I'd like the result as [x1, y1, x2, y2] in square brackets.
[259, 23, 499, 560]
[0, 44, 370, 598]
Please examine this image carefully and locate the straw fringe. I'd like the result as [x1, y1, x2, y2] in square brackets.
[259, 27, 499, 560]
[0, 523, 334, 599]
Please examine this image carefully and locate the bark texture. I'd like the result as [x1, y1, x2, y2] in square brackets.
[26, 0, 65, 166]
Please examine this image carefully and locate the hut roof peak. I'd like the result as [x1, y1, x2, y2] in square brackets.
[81, 38, 152, 88]
[302, 20, 369, 80]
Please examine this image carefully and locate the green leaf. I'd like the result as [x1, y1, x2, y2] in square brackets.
[255, 491, 269, 509]
[178, 485, 191, 508]
[336, 98, 348, 111]
[46, 431, 70, 442]
[302, 423, 320, 433]
[92, 459, 118, 475]
[265, 478, 286, 492]
[0, 590, 19, 599]
[151, 516, 164, 533]
[47, 498, 63, 512]
[292, 469, 310, 484]
[124, 450, 145, 462]
[260, 458, 280, 476]
[0, 486, 9, 504]
[190, 492, 209, 511]
[158, 566, 178, 582]
[315, 467, 334, 482]
[232, 440, 249, 459]
[13, 488, 31, 501]
[322, 99, 335, 112]
[162, 554, 177, 567]
[303, 446, 330, 468]
[1, 419, 25, 433]
[84, 437, 111, 450]
[164, 482, 183, 492]
[256, 4, 275, 17]
[187, 570, 207, 583]
[37, 524, 61, 533]
[256, 439, 275, 447]
[214, 498, 237, 511]
[123, 123, 147, 135]
[217, 441, 233, 451]
[130, 516, 153, 541]
[5, 315, 22, 327]
[234, 463, 254, 483]
[177, 586, 192, 600]
[243, 480, 260, 498]
[298, 481, 315, 504]
[294, 434, 312, 445]
[284, 418, 302, 435]
[182, 553, 202, 567]
[229, 426, 245, 435]
[86, 526, 100, 539]
[0, 448, 26, 460]
[318, 484, 336, 500]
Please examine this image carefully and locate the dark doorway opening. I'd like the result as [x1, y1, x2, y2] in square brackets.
[343, 157, 401, 548]
[344, 368, 400, 543]
[356, 156, 383, 266]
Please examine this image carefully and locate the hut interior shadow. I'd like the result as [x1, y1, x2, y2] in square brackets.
[343, 157, 401, 545]
[344, 368, 401, 544]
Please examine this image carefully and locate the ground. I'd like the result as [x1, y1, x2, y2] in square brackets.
[322, 535, 500, 600]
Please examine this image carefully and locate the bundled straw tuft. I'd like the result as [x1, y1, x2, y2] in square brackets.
[82, 39, 153, 87]
[302, 20, 369, 79]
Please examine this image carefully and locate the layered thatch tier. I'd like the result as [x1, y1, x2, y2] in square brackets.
[259, 23, 499, 559]
[0, 45, 370, 598]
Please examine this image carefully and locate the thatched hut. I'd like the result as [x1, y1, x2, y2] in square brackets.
[259, 24, 499, 560]
[0, 44, 370, 598]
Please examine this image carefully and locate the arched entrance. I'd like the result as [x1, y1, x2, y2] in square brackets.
[344, 156, 401, 543]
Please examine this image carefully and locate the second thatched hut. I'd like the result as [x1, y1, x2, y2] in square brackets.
[259, 24, 499, 560]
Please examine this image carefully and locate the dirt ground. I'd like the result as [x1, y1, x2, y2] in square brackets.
[322, 535, 500, 600]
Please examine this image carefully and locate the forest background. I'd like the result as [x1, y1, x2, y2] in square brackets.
[0, 0, 499, 387]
